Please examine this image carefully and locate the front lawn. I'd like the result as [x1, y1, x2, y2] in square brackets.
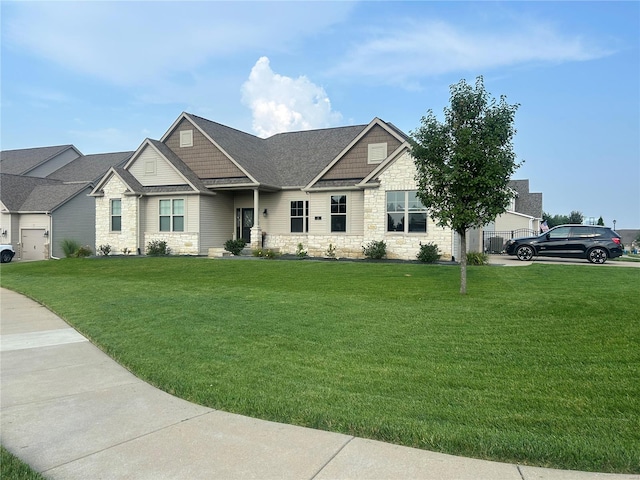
[1, 257, 638, 473]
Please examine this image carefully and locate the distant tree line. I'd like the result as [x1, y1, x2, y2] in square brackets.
[542, 211, 585, 228]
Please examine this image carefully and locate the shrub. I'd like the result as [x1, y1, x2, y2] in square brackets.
[61, 239, 81, 258]
[98, 244, 112, 256]
[363, 240, 387, 260]
[263, 249, 278, 259]
[325, 243, 337, 258]
[73, 245, 93, 258]
[296, 243, 307, 258]
[224, 239, 247, 256]
[146, 240, 171, 256]
[417, 242, 441, 263]
[466, 252, 489, 265]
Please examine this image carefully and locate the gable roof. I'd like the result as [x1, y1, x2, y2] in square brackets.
[0, 173, 89, 212]
[47, 151, 134, 183]
[0, 145, 82, 175]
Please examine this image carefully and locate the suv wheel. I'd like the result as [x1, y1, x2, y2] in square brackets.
[516, 245, 534, 261]
[588, 247, 608, 264]
[0, 251, 12, 263]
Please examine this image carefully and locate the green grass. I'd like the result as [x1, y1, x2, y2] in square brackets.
[1, 257, 638, 473]
[1, 446, 46, 480]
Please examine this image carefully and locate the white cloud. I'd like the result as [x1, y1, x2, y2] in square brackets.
[330, 19, 613, 87]
[2, 2, 353, 88]
[241, 57, 342, 137]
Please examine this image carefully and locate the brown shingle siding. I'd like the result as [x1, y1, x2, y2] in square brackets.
[322, 125, 401, 180]
[165, 119, 245, 179]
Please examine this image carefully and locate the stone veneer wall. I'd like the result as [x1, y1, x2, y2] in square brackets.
[365, 151, 453, 260]
[144, 232, 200, 255]
[265, 152, 453, 261]
[95, 176, 138, 255]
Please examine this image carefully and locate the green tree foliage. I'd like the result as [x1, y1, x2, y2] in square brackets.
[597, 216, 605, 226]
[411, 76, 521, 294]
[568, 210, 584, 224]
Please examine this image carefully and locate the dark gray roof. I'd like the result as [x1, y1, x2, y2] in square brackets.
[47, 151, 133, 182]
[187, 114, 367, 187]
[509, 179, 542, 218]
[0, 145, 79, 175]
[0, 173, 89, 212]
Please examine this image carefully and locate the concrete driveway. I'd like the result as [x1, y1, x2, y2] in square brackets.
[488, 254, 640, 267]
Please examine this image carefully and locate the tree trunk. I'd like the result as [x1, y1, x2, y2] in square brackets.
[459, 230, 467, 295]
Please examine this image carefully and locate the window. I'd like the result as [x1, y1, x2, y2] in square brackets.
[368, 143, 387, 164]
[387, 191, 427, 233]
[179, 130, 193, 147]
[291, 200, 309, 233]
[331, 195, 347, 232]
[111, 199, 121, 232]
[159, 199, 184, 232]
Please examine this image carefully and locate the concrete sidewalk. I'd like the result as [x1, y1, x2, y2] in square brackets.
[1, 288, 636, 480]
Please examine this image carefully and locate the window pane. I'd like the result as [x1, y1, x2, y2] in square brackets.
[331, 215, 346, 232]
[387, 213, 405, 232]
[160, 216, 170, 231]
[111, 216, 121, 231]
[408, 192, 424, 211]
[111, 199, 121, 215]
[173, 216, 184, 232]
[331, 195, 346, 214]
[291, 218, 304, 233]
[387, 192, 404, 212]
[408, 213, 427, 232]
[172, 199, 184, 215]
[159, 200, 171, 215]
[548, 227, 570, 239]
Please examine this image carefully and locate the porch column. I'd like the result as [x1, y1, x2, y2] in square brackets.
[250, 188, 262, 249]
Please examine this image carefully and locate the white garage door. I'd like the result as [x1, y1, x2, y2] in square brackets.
[21, 229, 46, 261]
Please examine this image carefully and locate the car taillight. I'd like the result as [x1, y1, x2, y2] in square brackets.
[612, 237, 621, 245]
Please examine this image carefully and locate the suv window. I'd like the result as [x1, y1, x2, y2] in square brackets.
[571, 226, 600, 238]
[548, 226, 571, 239]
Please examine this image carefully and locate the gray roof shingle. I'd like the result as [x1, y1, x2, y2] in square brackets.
[0, 173, 88, 212]
[47, 151, 133, 182]
[0, 145, 79, 175]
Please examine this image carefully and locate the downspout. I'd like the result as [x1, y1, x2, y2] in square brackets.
[48, 212, 60, 259]
[137, 195, 142, 255]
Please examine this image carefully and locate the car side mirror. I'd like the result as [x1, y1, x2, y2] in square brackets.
[545, 234, 551, 240]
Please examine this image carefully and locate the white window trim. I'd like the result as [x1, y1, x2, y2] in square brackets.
[330, 194, 348, 233]
[110, 199, 122, 232]
[159, 198, 185, 232]
[386, 190, 428, 234]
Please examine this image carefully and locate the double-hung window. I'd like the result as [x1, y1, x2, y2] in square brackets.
[111, 199, 121, 232]
[330, 195, 347, 232]
[291, 200, 309, 233]
[387, 191, 427, 233]
[159, 199, 184, 232]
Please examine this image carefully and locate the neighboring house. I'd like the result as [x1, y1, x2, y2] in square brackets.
[0, 149, 133, 260]
[473, 179, 543, 253]
[91, 112, 456, 260]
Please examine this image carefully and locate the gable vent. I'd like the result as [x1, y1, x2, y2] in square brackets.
[368, 143, 387, 164]
[180, 130, 193, 148]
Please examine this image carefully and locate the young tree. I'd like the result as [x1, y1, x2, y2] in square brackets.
[411, 76, 521, 294]
[597, 216, 605, 226]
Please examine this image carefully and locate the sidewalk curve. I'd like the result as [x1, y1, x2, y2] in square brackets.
[1, 288, 637, 480]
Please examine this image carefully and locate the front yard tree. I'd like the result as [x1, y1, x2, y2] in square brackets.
[411, 76, 521, 294]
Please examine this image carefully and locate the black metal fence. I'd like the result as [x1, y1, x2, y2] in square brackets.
[483, 229, 537, 253]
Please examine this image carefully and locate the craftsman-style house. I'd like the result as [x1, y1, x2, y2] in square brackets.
[91, 112, 455, 260]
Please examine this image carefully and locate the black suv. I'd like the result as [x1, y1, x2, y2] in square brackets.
[504, 225, 623, 264]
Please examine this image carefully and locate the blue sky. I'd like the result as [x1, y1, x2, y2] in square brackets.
[1, 1, 638, 228]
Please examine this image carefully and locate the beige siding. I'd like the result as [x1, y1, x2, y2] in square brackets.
[322, 125, 402, 180]
[142, 195, 199, 233]
[307, 191, 364, 235]
[200, 193, 235, 251]
[494, 212, 534, 231]
[165, 118, 246, 179]
[129, 145, 186, 186]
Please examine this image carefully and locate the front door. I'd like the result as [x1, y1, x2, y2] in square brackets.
[21, 229, 46, 261]
[236, 208, 254, 244]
